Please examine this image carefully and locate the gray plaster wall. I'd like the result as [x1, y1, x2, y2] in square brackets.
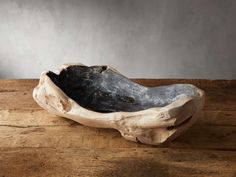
[0, 0, 235, 79]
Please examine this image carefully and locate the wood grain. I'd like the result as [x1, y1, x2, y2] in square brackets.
[0, 120, 235, 150]
[0, 148, 235, 177]
[0, 109, 235, 149]
[0, 79, 235, 177]
[1, 110, 235, 127]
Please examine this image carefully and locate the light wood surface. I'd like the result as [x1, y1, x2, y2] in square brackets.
[0, 79, 236, 177]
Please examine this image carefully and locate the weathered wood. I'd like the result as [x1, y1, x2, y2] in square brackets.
[33, 65, 205, 145]
[0, 91, 40, 110]
[0, 109, 235, 150]
[198, 110, 236, 126]
[0, 120, 235, 150]
[0, 147, 235, 177]
[0, 79, 38, 91]
[1, 109, 235, 127]
[203, 88, 236, 111]
[0, 109, 74, 127]
[0, 79, 236, 176]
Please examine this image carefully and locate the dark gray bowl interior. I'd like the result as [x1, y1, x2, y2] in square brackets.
[47, 65, 198, 113]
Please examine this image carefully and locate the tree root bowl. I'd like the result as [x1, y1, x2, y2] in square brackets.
[33, 64, 205, 145]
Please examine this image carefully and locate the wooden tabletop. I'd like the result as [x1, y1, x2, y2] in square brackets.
[0, 79, 235, 177]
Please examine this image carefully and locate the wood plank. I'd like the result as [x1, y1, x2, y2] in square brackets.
[1, 109, 235, 150]
[0, 91, 41, 110]
[203, 88, 236, 111]
[0, 110, 235, 150]
[0, 80, 39, 110]
[170, 124, 236, 150]
[0, 80, 235, 176]
[198, 111, 236, 126]
[0, 109, 74, 127]
[0, 124, 143, 148]
[0, 79, 38, 91]
[1, 109, 236, 127]
[0, 147, 235, 177]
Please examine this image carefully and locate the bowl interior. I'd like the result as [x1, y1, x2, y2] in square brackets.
[47, 65, 199, 113]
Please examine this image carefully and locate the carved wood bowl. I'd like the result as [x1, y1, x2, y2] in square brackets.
[33, 64, 205, 145]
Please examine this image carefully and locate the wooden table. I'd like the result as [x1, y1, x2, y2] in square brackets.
[0, 79, 235, 177]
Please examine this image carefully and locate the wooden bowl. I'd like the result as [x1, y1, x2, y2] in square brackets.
[33, 64, 205, 145]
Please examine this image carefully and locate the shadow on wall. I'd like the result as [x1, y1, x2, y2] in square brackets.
[0, 69, 9, 79]
[0, 59, 18, 79]
[0, 63, 3, 79]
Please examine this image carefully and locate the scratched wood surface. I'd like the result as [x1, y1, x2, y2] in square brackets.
[0, 79, 235, 177]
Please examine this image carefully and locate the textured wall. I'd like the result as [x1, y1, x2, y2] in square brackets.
[0, 0, 236, 79]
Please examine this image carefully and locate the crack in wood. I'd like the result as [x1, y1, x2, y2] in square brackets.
[0, 124, 69, 128]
